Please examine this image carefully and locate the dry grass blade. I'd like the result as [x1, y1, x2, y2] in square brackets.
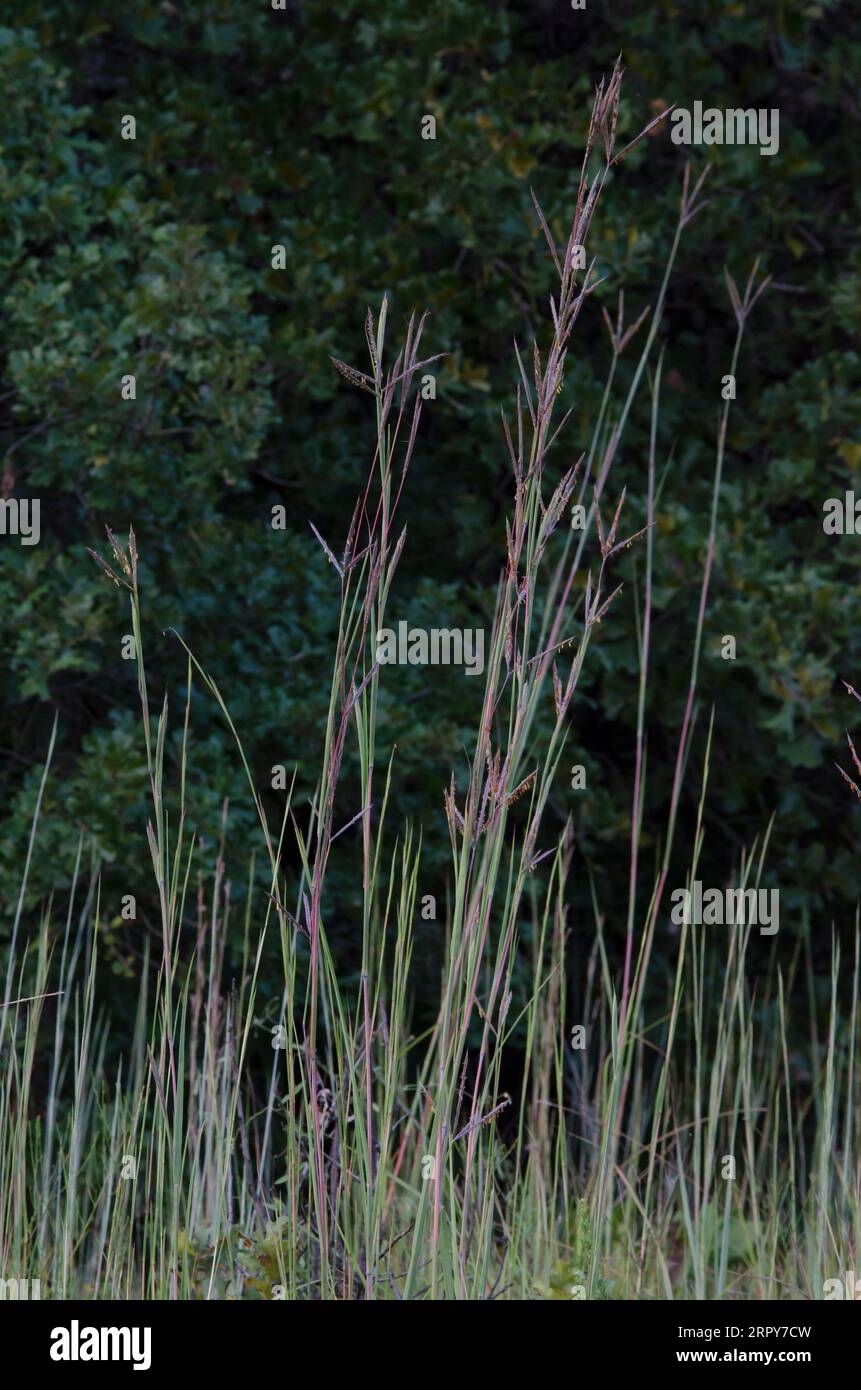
[309, 521, 345, 578]
[530, 187, 562, 277]
[87, 547, 128, 590]
[680, 162, 711, 228]
[835, 760, 861, 801]
[330, 355, 376, 394]
[612, 104, 675, 166]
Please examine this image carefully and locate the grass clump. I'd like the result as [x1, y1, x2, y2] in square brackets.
[1, 65, 857, 1302]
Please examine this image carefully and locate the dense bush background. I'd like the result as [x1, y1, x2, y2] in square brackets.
[2, 0, 860, 1020]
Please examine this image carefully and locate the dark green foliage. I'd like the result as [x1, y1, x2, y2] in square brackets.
[2, 1, 860, 1011]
